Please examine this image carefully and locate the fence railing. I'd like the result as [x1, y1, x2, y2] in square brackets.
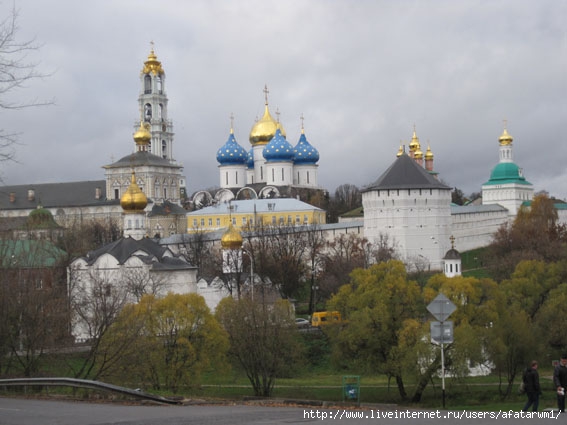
[0, 377, 182, 405]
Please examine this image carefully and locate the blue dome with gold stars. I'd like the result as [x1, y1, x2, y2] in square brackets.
[217, 130, 247, 165]
[263, 128, 294, 162]
[247, 149, 254, 169]
[293, 130, 319, 164]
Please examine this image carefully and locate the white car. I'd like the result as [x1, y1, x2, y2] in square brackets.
[295, 318, 310, 328]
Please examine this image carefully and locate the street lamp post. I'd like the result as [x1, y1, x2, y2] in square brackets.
[242, 249, 254, 300]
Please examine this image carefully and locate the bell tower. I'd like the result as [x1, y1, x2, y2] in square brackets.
[137, 43, 175, 161]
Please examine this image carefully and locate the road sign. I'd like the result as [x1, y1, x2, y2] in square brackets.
[430, 320, 454, 344]
[427, 293, 456, 322]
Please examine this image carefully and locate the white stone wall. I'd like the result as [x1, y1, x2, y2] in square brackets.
[362, 188, 452, 270]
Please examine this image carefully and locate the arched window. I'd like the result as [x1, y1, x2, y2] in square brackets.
[162, 140, 167, 158]
[144, 103, 152, 121]
[156, 76, 162, 93]
[144, 75, 151, 93]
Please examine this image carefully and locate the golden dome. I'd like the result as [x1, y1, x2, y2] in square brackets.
[249, 86, 286, 145]
[142, 48, 164, 75]
[414, 147, 423, 159]
[249, 105, 283, 146]
[396, 144, 403, 157]
[425, 144, 434, 160]
[134, 122, 151, 146]
[409, 129, 420, 152]
[121, 172, 148, 213]
[221, 224, 243, 249]
[498, 128, 513, 146]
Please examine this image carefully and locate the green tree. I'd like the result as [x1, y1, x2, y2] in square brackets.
[327, 261, 424, 401]
[424, 275, 500, 381]
[99, 293, 228, 392]
[215, 297, 302, 397]
[486, 193, 567, 280]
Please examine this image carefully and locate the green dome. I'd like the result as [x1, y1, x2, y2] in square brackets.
[484, 162, 531, 186]
[27, 207, 59, 229]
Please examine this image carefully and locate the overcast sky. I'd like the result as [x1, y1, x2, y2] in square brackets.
[1, 0, 566, 200]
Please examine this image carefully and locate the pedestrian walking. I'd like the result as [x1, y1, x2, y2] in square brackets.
[522, 360, 541, 412]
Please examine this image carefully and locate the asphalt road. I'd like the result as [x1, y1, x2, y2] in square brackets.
[0, 397, 561, 424]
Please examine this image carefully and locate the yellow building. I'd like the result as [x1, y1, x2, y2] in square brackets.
[187, 199, 326, 232]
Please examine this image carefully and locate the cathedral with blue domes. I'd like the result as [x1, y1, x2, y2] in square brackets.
[204, 86, 323, 208]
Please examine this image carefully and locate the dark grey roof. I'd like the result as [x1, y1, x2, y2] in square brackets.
[148, 200, 187, 217]
[83, 236, 167, 265]
[362, 154, 450, 192]
[104, 151, 179, 169]
[443, 248, 461, 260]
[151, 256, 196, 271]
[80, 236, 195, 270]
[0, 180, 117, 210]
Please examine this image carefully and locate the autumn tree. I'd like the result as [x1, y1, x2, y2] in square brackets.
[67, 264, 167, 380]
[327, 183, 361, 222]
[99, 293, 228, 392]
[215, 297, 302, 397]
[317, 233, 370, 299]
[0, 238, 68, 377]
[327, 260, 424, 401]
[243, 224, 309, 299]
[57, 218, 120, 260]
[0, 6, 52, 166]
[486, 193, 567, 281]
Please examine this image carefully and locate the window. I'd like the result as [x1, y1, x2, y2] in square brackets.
[288, 215, 292, 223]
[242, 217, 247, 225]
[144, 103, 152, 121]
[304, 214, 308, 224]
[216, 218, 221, 226]
[272, 168, 275, 182]
[200, 218, 205, 226]
[281, 168, 284, 181]
[272, 216, 276, 224]
[232, 217, 236, 225]
[193, 219, 198, 227]
[307, 171, 310, 184]
[296, 215, 300, 224]
[144, 75, 151, 93]
[208, 218, 212, 226]
[279, 216, 284, 224]
[114, 189, 119, 199]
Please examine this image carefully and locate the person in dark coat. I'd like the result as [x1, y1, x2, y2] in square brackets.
[554, 354, 567, 413]
[522, 360, 541, 412]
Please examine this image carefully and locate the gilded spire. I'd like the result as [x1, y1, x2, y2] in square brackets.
[142, 42, 164, 75]
[498, 120, 513, 146]
[409, 124, 421, 152]
[425, 143, 434, 160]
[249, 85, 286, 144]
[120, 171, 148, 213]
[133, 121, 151, 150]
[221, 224, 243, 249]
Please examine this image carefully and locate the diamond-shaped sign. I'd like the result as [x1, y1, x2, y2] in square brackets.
[427, 293, 456, 322]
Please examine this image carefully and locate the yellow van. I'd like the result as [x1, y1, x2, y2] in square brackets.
[311, 311, 341, 327]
